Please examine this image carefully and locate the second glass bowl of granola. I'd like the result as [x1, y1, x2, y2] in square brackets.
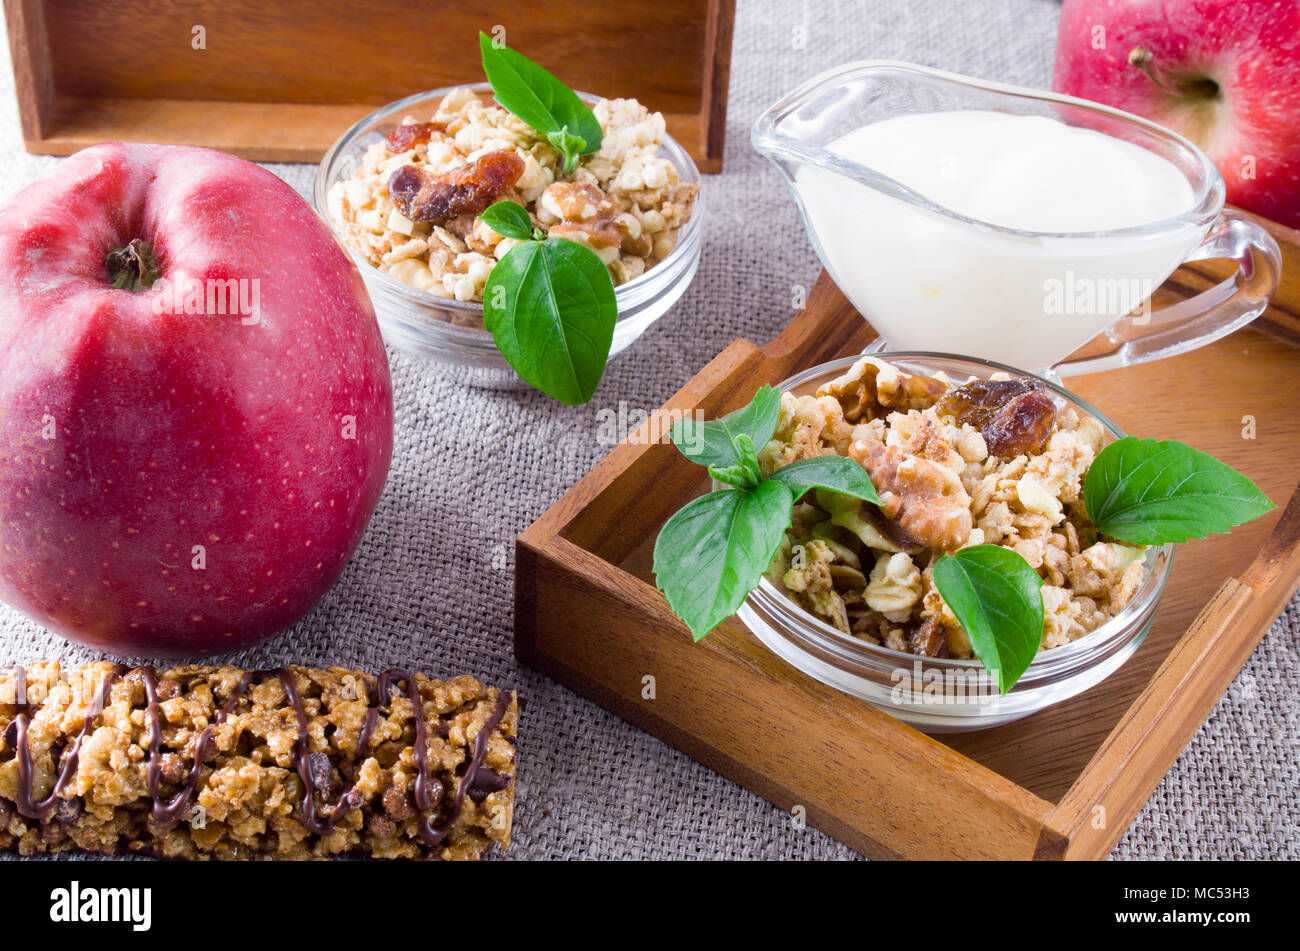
[736, 352, 1174, 732]
[314, 83, 704, 387]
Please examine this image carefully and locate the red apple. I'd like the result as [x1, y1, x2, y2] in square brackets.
[1053, 0, 1300, 229]
[0, 143, 394, 656]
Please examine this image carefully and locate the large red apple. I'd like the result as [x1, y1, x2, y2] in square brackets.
[0, 143, 393, 656]
[1053, 0, 1300, 229]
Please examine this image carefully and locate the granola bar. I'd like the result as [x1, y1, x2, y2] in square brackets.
[0, 662, 517, 860]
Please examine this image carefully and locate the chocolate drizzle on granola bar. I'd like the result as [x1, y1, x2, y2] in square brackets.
[280, 667, 447, 838]
[0, 664, 514, 845]
[146, 667, 267, 827]
[421, 688, 512, 848]
[3, 664, 118, 820]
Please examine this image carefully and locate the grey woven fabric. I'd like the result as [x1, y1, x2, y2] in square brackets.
[1, 0, 1296, 860]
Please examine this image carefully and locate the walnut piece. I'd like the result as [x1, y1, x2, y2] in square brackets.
[818, 357, 947, 424]
[849, 439, 973, 551]
[538, 182, 654, 260]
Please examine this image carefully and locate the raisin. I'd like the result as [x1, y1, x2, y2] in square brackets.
[861, 504, 926, 555]
[384, 121, 442, 153]
[366, 813, 397, 839]
[909, 617, 949, 658]
[388, 150, 525, 225]
[983, 389, 1057, 456]
[937, 378, 1035, 427]
[938, 378, 1057, 457]
[307, 751, 337, 795]
[382, 785, 414, 821]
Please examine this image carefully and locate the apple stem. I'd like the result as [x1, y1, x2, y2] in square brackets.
[106, 238, 158, 291]
[1128, 46, 1220, 100]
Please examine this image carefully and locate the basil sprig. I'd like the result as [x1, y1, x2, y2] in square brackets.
[1083, 436, 1275, 545]
[471, 36, 618, 404]
[482, 201, 617, 405]
[672, 385, 783, 470]
[479, 32, 603, 174]
[654, 388, 879, 641]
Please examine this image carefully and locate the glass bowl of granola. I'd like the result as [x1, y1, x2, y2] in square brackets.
[737, 352, 1174, 732]
[314, 83, 703, 387]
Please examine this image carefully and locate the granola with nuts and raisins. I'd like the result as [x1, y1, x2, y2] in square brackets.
[759, 357, 1146, 658]
[327, 89, 698, 320]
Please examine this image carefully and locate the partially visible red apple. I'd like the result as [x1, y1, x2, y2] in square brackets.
[0, 143, 394, 656]
[1053, 0, 1300, 229]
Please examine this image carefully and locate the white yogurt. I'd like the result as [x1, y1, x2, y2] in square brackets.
[793, 110, 1205, 369]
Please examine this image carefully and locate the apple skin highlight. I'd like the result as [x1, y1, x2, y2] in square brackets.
[0, 143, 395, 656]
[1053, 0, 1300, 230]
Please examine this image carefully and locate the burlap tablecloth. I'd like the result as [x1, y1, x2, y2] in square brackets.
[1, 0, 1296, 860]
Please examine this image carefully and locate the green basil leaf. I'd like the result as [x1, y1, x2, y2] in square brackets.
[479, 31, 603, 158]
[931, 545, 1044, 694]
[767, 455, 881, 505]
[670, 385, 782, 470]
[1084, 436, 1275, 545]
[479, 200, 533, 241]
[653, 481, 795, 641]
[547, 129, 587, 174]
[483, 238, 616, 405]
[707, 434, 764, 490]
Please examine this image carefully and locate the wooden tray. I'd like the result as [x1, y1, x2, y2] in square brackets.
[3, 0, 734, 171]
[515, 212, 1300, 859]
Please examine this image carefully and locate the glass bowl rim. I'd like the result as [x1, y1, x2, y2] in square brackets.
[745, 349, 1175, 681]
[312, 80, 705, 335]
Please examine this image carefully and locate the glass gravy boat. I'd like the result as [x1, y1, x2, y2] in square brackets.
[752, 61, 1280, 376]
